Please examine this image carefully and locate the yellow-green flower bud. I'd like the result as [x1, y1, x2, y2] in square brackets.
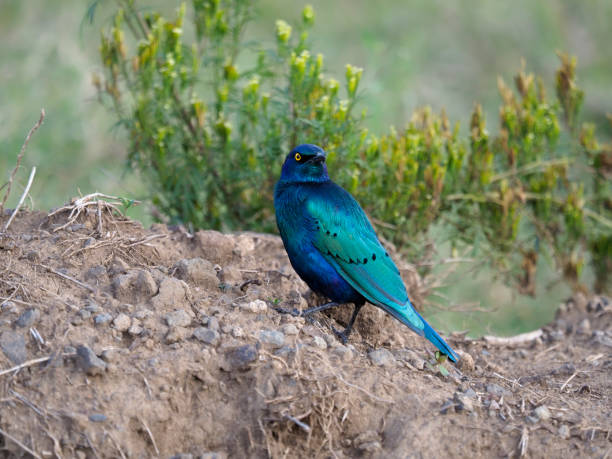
[275, 20, 292, 44]
[302, 5, 315, 25]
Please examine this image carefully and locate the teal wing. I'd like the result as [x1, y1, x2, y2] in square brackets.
[307, 193, 425, 333]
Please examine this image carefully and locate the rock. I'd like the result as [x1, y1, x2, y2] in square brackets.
[108, 257, 130, 276]
[113, 313, 131, 332]
[83, 300, 101, 313]
[173, 258, 219, 290]
[331, 344, 352, 362]
[486, 383, 510, 398]
[89, 413, 107, 423]
[208, 317, 220, 332]
[558, 424, 570, 439]
[534, 405, 551, 421]
[84, 265, 106, 281]
[464, 388, 478, 399]
[94, 313, 112, 325]
[281, 323, 299, 336]
[200, 452, 227, 459]
[231, 327, 244, 338]
[368, 349, 396, 367]
[128, 323, 143, 335]
[221, 345, 258, 371]
[193, 327, 220, 345]
[576, 318, 591, 335]
[241, 300, 268, 313]
[151, 277, 187, 309]
[165, 326, 190, 344]
[453, 392, 474, 413]
[16, 308, 40, 328]
[0, 330, 27, 364]
[312, 336, 327, 350]
[100, 349, 121, 363]
[258, 330, 285, 348]
[194, 230, 235, 264]
[455, 350, 475, 372]
[165, 309, 192, 327]
[76, 345, 107, 376]
[111, 269, 157, 302]
[78, 309, 92, 320]
[219, 266, 242, 285]
[354, 431, 382, 452]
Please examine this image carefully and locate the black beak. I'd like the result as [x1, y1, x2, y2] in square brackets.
[310, 153, 326, 164]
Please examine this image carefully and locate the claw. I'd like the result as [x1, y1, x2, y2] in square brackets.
[331, 325, 349, 345]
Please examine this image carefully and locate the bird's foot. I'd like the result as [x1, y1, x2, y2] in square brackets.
[331, 325, 350, 345]
[273, 306, 302, 317]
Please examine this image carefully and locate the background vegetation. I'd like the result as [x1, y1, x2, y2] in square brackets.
[2, 0, 611, 336]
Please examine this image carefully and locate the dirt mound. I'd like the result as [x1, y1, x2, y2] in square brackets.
[0, 209, 610, 458]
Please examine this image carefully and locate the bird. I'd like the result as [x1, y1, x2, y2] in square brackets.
[274, 143, 458, 362]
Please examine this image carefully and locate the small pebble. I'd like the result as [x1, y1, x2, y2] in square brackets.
[222, 345, 258, 371]
[331, 344, 352, 362]
[368, 349, 396, 367]
[231, 326, 245, 338]
[281, 323, 299, 336]
[312, 336, 327, 350]
[0, 330, 27, 364]
[128, 324, 143, 335]
[558, 424, 570, 439]
[576, 318, 590, 335]
[79, 309, 92, 320]
[94, 313, 112, 325]
[165, 326, 189, 344]
[193, 327, 220, 345]
[455, 350, 475, 372]
[258, 330, 285, 348]
[165, 309, 192, 328]
[241, 300, 268, 313]
[534, 405, 551, 421]
[84, 300, 101, 313]
[76, 345, 107, 376]
[89, 413, 107, 423]
[208, 316, 220, 332]
[16, 308, 40, 328]
[453, 392, 474, 413]
[486, 383, 509, 398]
[113, 313, 131, 332]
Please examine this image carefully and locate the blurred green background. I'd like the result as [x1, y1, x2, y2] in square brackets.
[1, 0, 611, 336]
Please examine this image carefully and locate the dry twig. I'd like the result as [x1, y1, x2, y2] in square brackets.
[139, 417, 160, 456]
[38, 263, 96, 293]
[0, 426, 42, 459]
[3, 166, 36, 232]
[0, 108, 45, 215]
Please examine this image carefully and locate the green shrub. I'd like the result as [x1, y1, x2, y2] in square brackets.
[96, 1, 611, 294]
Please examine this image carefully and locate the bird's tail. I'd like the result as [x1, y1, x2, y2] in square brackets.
[418, 311, 459, 363]
[383, 302, 459, 363]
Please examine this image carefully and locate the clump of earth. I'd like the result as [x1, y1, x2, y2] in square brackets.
[0, 208, 610, 458]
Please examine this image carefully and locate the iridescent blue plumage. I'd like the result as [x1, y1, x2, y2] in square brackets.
[274, 144, 458, 362]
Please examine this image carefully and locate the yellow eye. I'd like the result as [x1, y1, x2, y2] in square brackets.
[294, 153, 302, 161]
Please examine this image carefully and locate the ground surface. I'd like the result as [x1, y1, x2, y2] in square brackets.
[0, 208, 610, 458]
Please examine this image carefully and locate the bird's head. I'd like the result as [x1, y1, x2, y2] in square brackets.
[279, 144, 329, 183]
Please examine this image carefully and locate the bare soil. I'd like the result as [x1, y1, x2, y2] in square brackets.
[0, 208, 610, 458]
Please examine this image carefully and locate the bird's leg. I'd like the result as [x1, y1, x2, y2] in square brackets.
[332, 301, 364, 344]
[274, 301, 340, 317]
